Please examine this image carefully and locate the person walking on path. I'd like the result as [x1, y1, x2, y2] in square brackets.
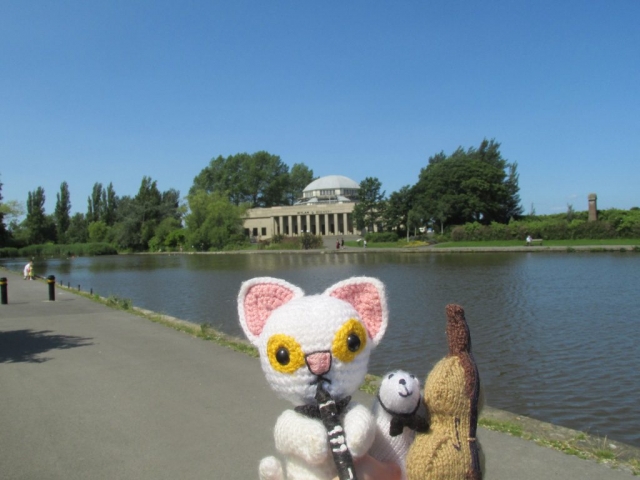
[23, 260, 34, 280]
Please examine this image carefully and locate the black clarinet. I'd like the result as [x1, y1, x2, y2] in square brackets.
[315, 382, 358, 480]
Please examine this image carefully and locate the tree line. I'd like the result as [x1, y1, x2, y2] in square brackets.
[0, 151, 315, 252]
[352, 139, 523, 235]
[3, 139, 635, 253]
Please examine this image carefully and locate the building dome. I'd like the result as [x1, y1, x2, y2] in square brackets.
[297, 175, 359, 205]
[304, 175, 360, 192]
[297, 175, 359, 204]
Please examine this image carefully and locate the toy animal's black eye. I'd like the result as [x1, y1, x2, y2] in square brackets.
[332, 319, 367, 363]
[347, 333, 361, 352]
[388, 373, 395, 379]
[410, 374, 415, 379]
[276, 347, 290, 365]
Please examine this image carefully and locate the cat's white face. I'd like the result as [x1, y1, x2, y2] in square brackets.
[259, 295, 372, 405]
[238, 277, 388, 406]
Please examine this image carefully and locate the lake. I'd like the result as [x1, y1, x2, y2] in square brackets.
[2, 250, 639, 447]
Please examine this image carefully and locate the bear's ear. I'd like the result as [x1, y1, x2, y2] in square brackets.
[324, 277, 388, 346]
[238, 277, 304, 345]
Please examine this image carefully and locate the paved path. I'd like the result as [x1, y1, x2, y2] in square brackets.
[0, 270, 634, 479]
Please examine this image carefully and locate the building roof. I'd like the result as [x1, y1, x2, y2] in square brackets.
[303, 175, 359, 192]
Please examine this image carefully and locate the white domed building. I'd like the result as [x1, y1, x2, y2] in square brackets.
[243, 175, 361, 239]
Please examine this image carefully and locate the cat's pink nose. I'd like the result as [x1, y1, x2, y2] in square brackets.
[306, 351, 331, 376]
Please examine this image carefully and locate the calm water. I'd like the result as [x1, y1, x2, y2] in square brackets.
[2, 251, 639, 447]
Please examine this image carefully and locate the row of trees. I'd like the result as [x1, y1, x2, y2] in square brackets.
[0, 152, 316, 252]
[351, 139, 523, 236]
[7, 139, 634, 252]
[0, 176, 183, 252]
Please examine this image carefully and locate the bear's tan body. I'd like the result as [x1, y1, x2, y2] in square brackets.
[405, 305, 482, 480]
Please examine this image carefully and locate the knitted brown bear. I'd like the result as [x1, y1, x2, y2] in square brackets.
[405, 304, 482, 480]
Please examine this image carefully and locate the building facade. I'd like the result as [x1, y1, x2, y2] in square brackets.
[243, 175, 362, 239]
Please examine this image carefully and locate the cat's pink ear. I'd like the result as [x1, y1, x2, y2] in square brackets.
[325, 277, 388, 346]
[238, 277, 304, 345]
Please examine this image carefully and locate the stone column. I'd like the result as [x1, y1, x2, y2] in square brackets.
[297, 215, 302, 236]
[333, 213, 339, 234]
[315, 214, 320, 235]
[324, 213, 329, 235]
[288, 216, 293, 236]
[343, 213, 349, 235]
[306, 214, 311, 234]
[279, 216, 284, 235]
[588, 194, 598, 222]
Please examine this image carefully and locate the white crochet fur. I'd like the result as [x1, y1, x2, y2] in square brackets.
[369, 370, 422, 480]
[238, 277, 389, 480]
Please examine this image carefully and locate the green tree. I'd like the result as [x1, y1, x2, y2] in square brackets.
[413, 139, 522, 229]
[112, 177, 182, 251]
[286, 163, 315, 205]
[54, 181, 71, 243]
[191, 151, 296, 207]
[101, 182, 118, 226]
[381, 185, 413, 237]
[88, 221, 109, 243]
[148, 217, 183, 251]
[247, 151, 289, 207]
[352, 177, 386, 232]
[87, 183, 103, 224]
[0, 200, 25, 230]
[66, 213, 88, 244]
[26, 187, 50, 244]
[504, 162, 524, 220]
[191, 154, 244, 203]
[185, 190, 246, 251]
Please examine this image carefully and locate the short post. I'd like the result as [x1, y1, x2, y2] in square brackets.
[47, 275, 56, 301]
[1, 277, 8, 305]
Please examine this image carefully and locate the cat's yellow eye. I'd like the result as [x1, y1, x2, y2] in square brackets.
[267, 334, 305, 374]
[332, 319, 367, 363]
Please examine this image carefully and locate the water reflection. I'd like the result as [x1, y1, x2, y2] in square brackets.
[2, 251, 639, 447]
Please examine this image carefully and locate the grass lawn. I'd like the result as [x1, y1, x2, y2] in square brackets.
[434, 239, 640, 248]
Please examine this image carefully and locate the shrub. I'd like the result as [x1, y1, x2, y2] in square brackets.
[18, 243, 117, 257]
[298, 233, 322, 250]
[365, 232, 399, 243]
[616, 210, 640, 238]
[573, 220, 617, 239]
[0, 247, 19, 258]
[271, 234, 285, 244]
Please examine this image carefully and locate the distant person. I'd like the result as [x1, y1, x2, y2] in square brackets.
[364, 239, 367, 248]
[341, 238, 344, 248]
[23, 260, 34, 280]
[526, 235, 532, 246]
[336, 239, 340, 250]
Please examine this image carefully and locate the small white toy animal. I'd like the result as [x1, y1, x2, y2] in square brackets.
[369, 370, 428, 479]
[237, 276, 389, 480]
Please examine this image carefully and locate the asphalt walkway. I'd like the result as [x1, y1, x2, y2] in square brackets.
[0, 270, 635, 479]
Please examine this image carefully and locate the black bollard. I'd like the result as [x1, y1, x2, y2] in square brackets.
[47, 275, 56, 301]
[1, 277, 7, 305]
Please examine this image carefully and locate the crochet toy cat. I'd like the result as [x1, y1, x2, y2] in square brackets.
[237, 276, 389, 480]
[369, 370, 429, 479]
[405, 304, 483, 480]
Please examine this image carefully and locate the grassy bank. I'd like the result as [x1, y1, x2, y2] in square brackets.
[434, 239, 640, 249]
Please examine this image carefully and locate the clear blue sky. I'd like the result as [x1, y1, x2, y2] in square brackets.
[2, 0, 638, 217]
